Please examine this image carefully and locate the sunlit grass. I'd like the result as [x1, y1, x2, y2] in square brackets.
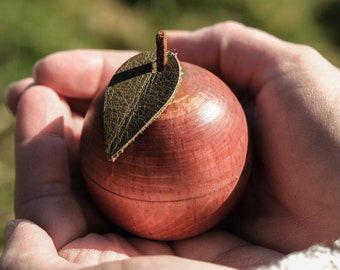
[1, 0, 340, 252]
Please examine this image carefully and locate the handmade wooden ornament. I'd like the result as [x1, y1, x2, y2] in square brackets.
[80, 31, 250, 240]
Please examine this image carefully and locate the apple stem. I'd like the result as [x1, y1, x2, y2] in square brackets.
[156, 31, 168, 72]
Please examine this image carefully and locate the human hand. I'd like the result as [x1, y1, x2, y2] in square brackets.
[1, 45, 282, 270]
[167, 21, 340, 252]
[1, 21, 340, 269]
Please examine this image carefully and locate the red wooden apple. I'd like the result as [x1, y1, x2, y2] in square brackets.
[80, 33, 250, 240]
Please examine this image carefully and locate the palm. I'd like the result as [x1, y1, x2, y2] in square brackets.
[55, 171, 282, 268]
[58, 233, 283, 269]
[10, 49, 284, 269]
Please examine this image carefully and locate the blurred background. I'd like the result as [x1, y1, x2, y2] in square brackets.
[1, 0, 340, 252]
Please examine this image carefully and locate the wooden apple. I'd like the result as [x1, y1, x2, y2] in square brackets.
[80, 32, 250, 240]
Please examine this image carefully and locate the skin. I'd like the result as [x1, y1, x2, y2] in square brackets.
[1, 21, 340, 269]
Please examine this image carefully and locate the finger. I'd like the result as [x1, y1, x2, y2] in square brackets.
[33, 49, 138, 99]
[5, 78, 35, 115]
[171, 229, 283, 268]
[15, 85, 87, 249]
[0, 219, 76, 270]
[167, 21, 301, 95]
[85, 255, 234, 270]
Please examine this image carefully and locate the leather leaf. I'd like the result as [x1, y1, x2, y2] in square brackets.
[103, 51, 182, 161]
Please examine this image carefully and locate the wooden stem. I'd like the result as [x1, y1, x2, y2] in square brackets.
[156, 31, 168, 72]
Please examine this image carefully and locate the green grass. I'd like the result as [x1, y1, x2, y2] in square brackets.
[1, 0, 340, 253]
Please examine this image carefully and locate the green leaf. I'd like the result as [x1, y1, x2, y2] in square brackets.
[103, 51, 182, 161]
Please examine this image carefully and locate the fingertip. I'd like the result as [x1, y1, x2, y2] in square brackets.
[32, 58, 42, 82]
[0, 219, 69, 270]
[166, 29, 191, 40]
[166, 29, 199, 59]
[15, 84, 65, 144]
[3, 220, 18, 245]
[167, 24, 233, 74]
[2, 219, 48, 250]
[167, 30, 195, 59]
[33, 50, 105, 99]
[5, 78, 35, 115]
[33, 49, 138, 99]
[167, 21, 246, 59]
[167, 21, 290, 95]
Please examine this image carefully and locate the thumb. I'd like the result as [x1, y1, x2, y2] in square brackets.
[0, 219, 74, 270]
[167, 21, 296, 96]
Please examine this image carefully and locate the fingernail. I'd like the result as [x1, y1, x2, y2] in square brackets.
[335, 239, 340, 249]
[3, 220, 19, 243]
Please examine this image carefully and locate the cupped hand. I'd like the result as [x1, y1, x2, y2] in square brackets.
[2, 45, 282, 270]
[2, 21, 340, 269]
